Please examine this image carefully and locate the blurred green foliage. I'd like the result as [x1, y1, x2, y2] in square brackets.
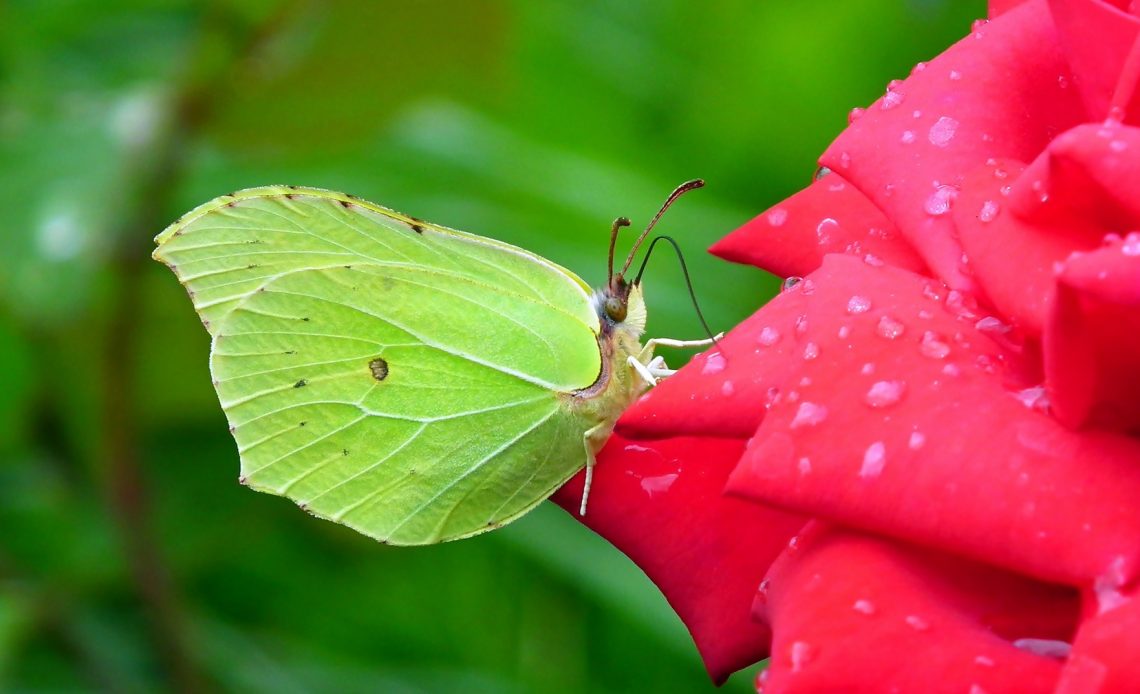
[0, 0, 980, 691]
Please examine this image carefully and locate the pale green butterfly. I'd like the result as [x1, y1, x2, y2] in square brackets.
[152, 182, 710, 545]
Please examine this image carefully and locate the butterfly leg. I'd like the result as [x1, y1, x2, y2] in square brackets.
[579, 421, 611, 516]
[627, 354, 661, 387]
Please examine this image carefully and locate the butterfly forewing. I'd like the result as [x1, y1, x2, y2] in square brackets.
[154, 187, 605, 543]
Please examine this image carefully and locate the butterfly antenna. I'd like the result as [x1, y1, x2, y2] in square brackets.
[634, 235, 718, 345]
[607, 217, 631, 281]
[618, 179, 704, 279]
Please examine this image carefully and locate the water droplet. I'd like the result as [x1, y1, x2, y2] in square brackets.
[803, 342, 820, 360]
[908, 431, 926, 450]
[758, 326, 781, 346]
[816, 217, 839, 243]
[641, 473, 678, 497]
[1122, 232, 1140, 256]
[922, 283, 944, 302]
[975, 316, 1010, 334]
[799, 375, 812, 387]
[863, 254, 884, 267]
[837, 325, 851, 339]
[853, 599, 876, 615]
[876, 315, 905, 339]
[795, 314, 809, 335]
[865, 380, 906, 408]
[721, 381, 734, 396]
[701, 352, 726, 375]
[813, 165, 832, 181]
[905, 614, 930, 631]
[767, 207, 789, 226]
[765, 386, 781, 408]
[912, 62, 927, 74]
[860, 442, 886, 477]
[1110, 139, 1128, 153]
[839, 151, 851, 169]
[918, 309, 934, 320]
[881, 88, 904, 110]
[942, 363, 961, 377]
[790, 402, 829, 428]
[912, 109, 923, 119]
[1014, 386, 1050, 412]
[971, 18, 989, 32]
[924, 185, 958, 216]
[949, 69, 962, 81]
[999, 184, 1012, 196]
[798, 279, 816, 296]
[1012, 639, 1072, 660]
[928, 116, 960, 147]
[846, 295, 872, 314]
[900, 129, 916, 144]
[797, 457, 812, 475]
[978, 199, 999, 222]
[782, 276, 803, 291]
[848, 107, 866, 123]
[975, 655, 995, 667]
[920, 331, 951, 359]
[1057, 75, 1069, 89]
[790, 641, 814, 673]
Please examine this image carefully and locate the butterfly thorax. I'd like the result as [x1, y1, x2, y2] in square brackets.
[564, 281, 647, 430]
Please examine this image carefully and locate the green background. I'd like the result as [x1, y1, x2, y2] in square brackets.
[0, 1, 979, 691]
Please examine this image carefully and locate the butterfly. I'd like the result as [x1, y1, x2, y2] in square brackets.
[152, 181, 710, 544]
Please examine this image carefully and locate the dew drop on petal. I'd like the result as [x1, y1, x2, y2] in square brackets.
[848, 107, 866, 123]
[803, 342, 820, 360]
[702, 352, 726, 375]
[978, 199, 999, 222]
[949, 69, 962, 81]
[1122, 232, 1140, 256]
[758, 326, 781, 346]
[861, 362, 875, 375]
[790, 641, 814, 673]
[798, 279, 816, 296]
[912, 61, 927, 74]
[975, 316, 1011, 334]
[721, 380, 734, 396]
[881, 89, 904, 110]
[942, 363, 961, 377]
[905, 615, 930, 631]
[795, 314, 809, 335]
[1014, 385, 1050, 412]
[1012, 639, 1072, 660]
[928, 116, 959, 147]
[767, 207, 789, 227]
[846, 295, 872, 314]
[790, 402, 829, 429]
[865, 380, 906, 408]
[782, 276, 803, 291]
[908, 431, 926, 450]
[641, 473, 678, 497]
[816, 217, 838, 243]
[838, 325, 851, 339]
[876, 315, 905, 339]
[860, 442, 886, 477]
[920, 331, 951, 359]
[900, 129, 916, 144]
[863, 253, 885, 267]
[797, 457, 812, 475]
[853, 599, 876, 615]
[924, 185, 958, 216]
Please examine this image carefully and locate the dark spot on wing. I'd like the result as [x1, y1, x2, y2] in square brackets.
[299, 421, 307, 427]
[338, 199, 351, 209]
[284, 193, 297, 200]
[293, 379, 307, 388]
[225, 201, 236, 208]
[301, 317, 311, 322]
[284, 350, 296, 355]
[247, 264, 258, 269]
[369, 357, 389, 382]
[409, 222, 425, 234]
[342, 448, 349, 456]
[238, 475, 248, 485]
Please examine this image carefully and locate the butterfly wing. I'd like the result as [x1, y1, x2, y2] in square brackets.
[154, 187, 604, 544]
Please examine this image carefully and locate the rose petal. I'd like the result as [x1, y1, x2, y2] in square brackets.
[618, 282, 813, 440]
[553, 434, 806, 682]
[990, 0, 1033, 17]
[821, 0, 1085, 290]
[709, 175, 927, 278]
[1046, 234, 1140, 432]
[1048, 0, 1140, 123]
[759, 523, 1073, 693]
[727, 255, 1140, 587]
[1055, 587, 1140, 693]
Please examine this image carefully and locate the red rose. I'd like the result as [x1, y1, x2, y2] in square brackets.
[554, 0, 1140, 691]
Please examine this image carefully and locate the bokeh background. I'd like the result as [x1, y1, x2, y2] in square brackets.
[0, 1, 980, 691]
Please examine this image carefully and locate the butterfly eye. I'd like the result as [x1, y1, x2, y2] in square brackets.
[604, 296, 627, 322]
